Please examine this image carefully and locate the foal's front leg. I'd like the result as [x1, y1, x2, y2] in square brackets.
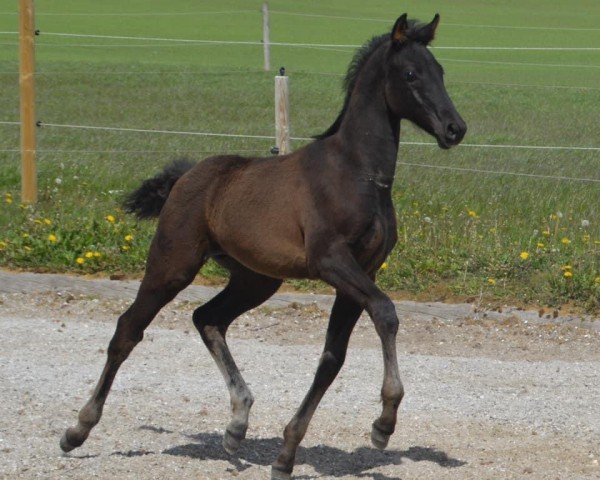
[316, 249, 404, 449]
[272, 293, 363, 480]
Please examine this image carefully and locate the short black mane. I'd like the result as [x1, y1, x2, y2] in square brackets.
[315, 19, 424, 140]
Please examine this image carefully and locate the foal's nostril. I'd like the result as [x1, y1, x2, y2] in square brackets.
[446, 123, 459, 142]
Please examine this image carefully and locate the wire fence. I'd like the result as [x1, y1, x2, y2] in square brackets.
[2, 7, 599, 186]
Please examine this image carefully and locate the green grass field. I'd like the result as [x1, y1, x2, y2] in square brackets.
[1, 1, 599, 311]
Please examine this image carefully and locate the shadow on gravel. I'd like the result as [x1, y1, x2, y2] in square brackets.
[163, 432, 465, 479]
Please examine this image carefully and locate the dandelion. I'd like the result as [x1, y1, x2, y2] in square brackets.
[24, 246, 31, 252]
[563, 271, 573, 279]
[0, 241, 6, 250]
[542, 229, 551, 237]
[124, 234, 134, 242]
[423, 217, 432, 224]
[379, 262, 388, 271]
[581, 219, 590, 228]
[47, 234, 57, 243]
[487, 278, 496, 286]
[519, 251, 530, 260]
[55, 177, 62, 185]
[43, 218, 52, 225]
[561, 237, 571, 246]
[22, 233, 29, 239]
[84, 251, 94, 259]
[556, 211, 563, 219]
[561, 265, 572, 271]
[583, 234, 591, 242]
[121, 245, 130, 252]
[105, 214, 116, 223]
[93, 252, 102, 258]
[76, 257, 85, 265]
[536, 242, 545, 249]
[467, 210, 477, 218]
[549, 214, 558, 221]
[5, 193, 12, 204]
[595, 277, 600, 285]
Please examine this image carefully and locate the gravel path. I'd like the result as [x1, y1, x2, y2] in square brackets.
[0, 271, 598, 479]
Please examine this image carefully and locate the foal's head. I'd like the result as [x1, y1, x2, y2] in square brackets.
[384, 14, 466, 149]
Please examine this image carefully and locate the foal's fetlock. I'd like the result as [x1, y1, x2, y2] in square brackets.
[222, 422, 248, 455]
[60, 404, 101, 452]
[370, 421, 393, 450]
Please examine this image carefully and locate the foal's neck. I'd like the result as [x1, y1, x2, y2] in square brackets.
[337, 55, 400, 182]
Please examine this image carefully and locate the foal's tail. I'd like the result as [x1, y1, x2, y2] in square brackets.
[123, 158, 196, 219]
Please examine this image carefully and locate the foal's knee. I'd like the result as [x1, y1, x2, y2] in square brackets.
[368, 299, 399, 336]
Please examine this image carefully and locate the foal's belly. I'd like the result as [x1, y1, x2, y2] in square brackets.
[209, 206, 309, 279]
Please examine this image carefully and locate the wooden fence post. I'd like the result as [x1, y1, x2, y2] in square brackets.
[262, 2, 270, 71]
[274, 67, 290, 155]
[19, 0, 37, 204]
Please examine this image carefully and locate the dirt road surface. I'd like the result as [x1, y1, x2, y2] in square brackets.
[0, 272, 598, 479]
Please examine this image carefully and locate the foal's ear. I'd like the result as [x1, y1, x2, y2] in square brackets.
[415, 13, 440, 45]
[391, 13, 409, 45]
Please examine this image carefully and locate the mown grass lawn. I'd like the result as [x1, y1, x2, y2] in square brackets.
[1, 0, 599, 311]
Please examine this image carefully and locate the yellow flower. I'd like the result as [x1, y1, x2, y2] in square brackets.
[22, 233, 29, 239]
[489, 227, 497, 234]
[47, 234, 57, 243]
[121, 245, 130, 252]
[563, 271, 573, 279]
[5, 196, 12, 204]
[467, 210, 477, 218]
[0, 241, 6, 250]
[124, 234, 134, 242]
[536, 242, 545, 249]
[542, 229, 551, 237]
[595, 240, 600, 245]
[583, 234, 590, 242]
[84, 251, 94, 259]
[379, 262, 388, 271]
[519, 251, 530, 260]
[561, 265, 572, 271]
[595, 277, 600, 285]
[24, 246, 31, 252]
[105, 214, 116, 223]
[76, 257, 85, 265]
[43, 218, 52, 225]
[487, 278, 496, 286]
[93, 251, 102, 258]
[561, 237, 571, 246]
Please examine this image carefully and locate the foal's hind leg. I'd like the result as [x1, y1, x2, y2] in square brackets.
[193, 257, 282, 454]
[60, 232, 205, 452]
[272, 293, 362, 480]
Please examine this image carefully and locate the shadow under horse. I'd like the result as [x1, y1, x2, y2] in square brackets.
[60, 13, 466, 480]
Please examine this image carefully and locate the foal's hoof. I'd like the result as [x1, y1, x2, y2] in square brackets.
[59, 429, 84, 453]
[222, 428, 244, 455]
[271, 466, 292, 480]
[371, 424, 391, 450]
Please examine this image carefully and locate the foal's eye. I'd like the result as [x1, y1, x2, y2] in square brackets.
[404, 70, 416, 82]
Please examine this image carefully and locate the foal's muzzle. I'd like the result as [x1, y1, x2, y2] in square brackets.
[437, 118, 467, 149]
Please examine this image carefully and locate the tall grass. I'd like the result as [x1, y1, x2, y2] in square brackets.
[0, 1, 598, 310]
